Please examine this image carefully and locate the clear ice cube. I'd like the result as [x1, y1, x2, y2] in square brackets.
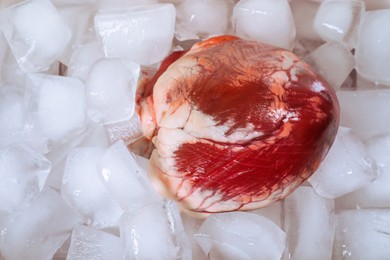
[62, 147, 124, 227]
[175, 0, 230, 41]
[86, 58, 140, 124]
[98, 140, 161, 211]
[334, 209, 390, 259]
[232, 0, 296, 49]
[305, 41, 355, 89]
[337, 88, 390, 139]
[2, 0, 71, 72]
[314, 0, 364, 47]
[355, 9, 390, 84]
[284, 186, 335, 260]
[309, 127, 377, 199]
[195, 212, 286, 259]
[25, 73, 87, 142]
[0, 188, 83, 260]
[120, 200, 192, 260]
[94, 4, 176, 65]
[66, 225, 123, 260]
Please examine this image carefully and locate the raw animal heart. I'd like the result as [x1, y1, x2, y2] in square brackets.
[139, 35, 339, 217]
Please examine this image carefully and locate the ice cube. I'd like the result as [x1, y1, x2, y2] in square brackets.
[62, 147, 124, 227]
[342, 134, 390, 208]
[56, 5, 92, 66]
[334, 209, 390, 259]
[86, 58, 140, 124]
[0, 143, 51, 213]
[313, 0, 364, 48]
[26, 73, 86, 141]
[309, 127, 377, 199]
[284, 186, 335, 260]
[337, 88, 390, 139]
[120, 201, 192, 260]
[0, 188, 84, 260]
[195, 212, 286, 259]
[98, 140, 161, 211]
[232, 0, 296, 49]
[2, 0, 71, 72]
[0, 88, 50, 153]
[66, 225, 123, 260]
[67, 40, 105, 82]
[175, 0, 230, 41]
[104, 112, 143, 145]
[94, 4, 176, 65]
[305, 41, 355, 89]
[355, 9, 390, 84]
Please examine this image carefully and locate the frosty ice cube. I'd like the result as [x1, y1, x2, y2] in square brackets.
[2, 0, 71, 72]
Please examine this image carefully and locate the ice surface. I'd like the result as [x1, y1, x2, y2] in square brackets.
[181, 214, 208, 260]
[1, 0, 390, 257]
[334, 209, 390, 259]
[62, 147, 124, 227]
[120, 200, 192, 260]
[66, 225, 123, 260]
[0, 88, 50, 152]
[104, 112, 143, 145]
[290, 0, 321, 42]
[305, 41, 355, 89]
[0, 188, 83, 260]
[337, 88, 390, 139]
[50, 0, 98, 6]
[284, 186, 335, 260]
[309, 127, 377, 199]
[233, 0, 295, 49]
[97, 0, 158, 10]
[175, 0, 229, 41]
[57, 5, 92, 66]
[78, 125, 111, 148]
[67, 40, 105, 82]
[26, 73, 86, 141]
[2, 0, 71, 72]
[98, 140, 161, 211]
[251, 201, 283, 227]
[86, 58, 140, 124]
[195, 212, 286, 259]
[45, 125, 109, 190]
[0, 90, 25, 146]
[341, 134, 390, 208]
[314, 0, 364, 48]
[1, 47, 28, 87]
[0, 143, 51, 213]
[94, 4, 176, 65]
[0, 33, 7, 79]
[356, 9, 390, 84]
